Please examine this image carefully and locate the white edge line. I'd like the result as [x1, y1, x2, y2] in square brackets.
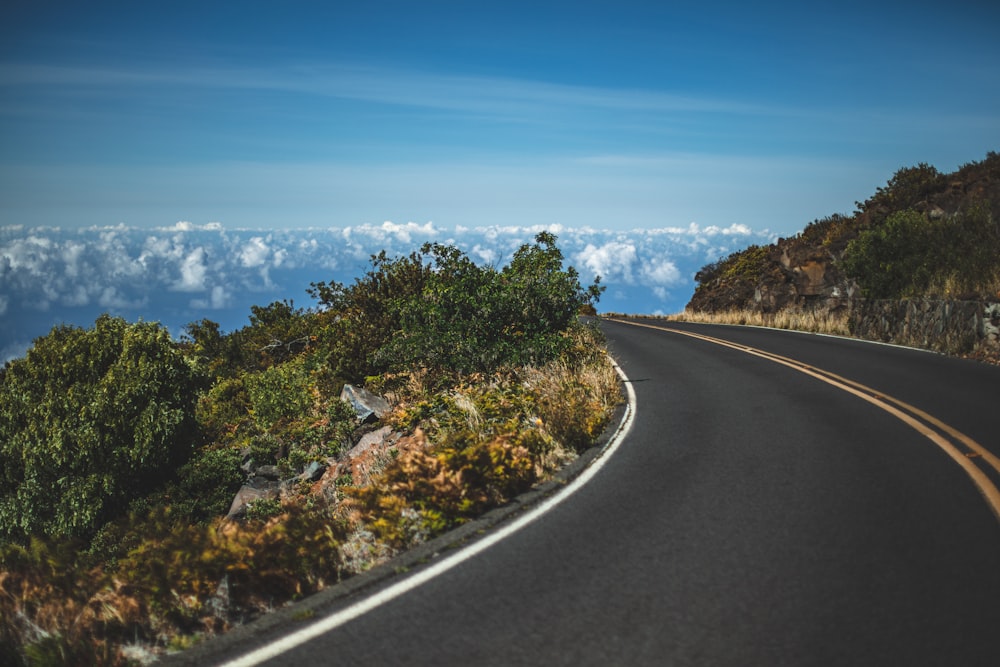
[219, 358, 637, 667]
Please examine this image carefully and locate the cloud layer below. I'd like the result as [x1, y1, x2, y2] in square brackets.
[0, 221, 774, 361]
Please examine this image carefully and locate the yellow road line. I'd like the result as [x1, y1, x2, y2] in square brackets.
[611, 318, 1000, 525]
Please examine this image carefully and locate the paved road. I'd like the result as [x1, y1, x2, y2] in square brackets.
[196, 320, 1000, 666]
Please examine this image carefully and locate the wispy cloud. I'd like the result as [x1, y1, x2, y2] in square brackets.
[0, 61, 775, 119]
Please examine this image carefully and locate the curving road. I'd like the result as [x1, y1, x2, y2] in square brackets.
[177, 319, 1000, 667]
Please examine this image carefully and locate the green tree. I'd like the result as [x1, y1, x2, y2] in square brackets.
[498, 231, 603, 363]
[856, 163, 945, 223]
[0, 315, 201, 543]
[841, 210, 939, 298]
[180, 318, 244, 378]
[384, 232, 603, 373]
[380, 242, 502, 372]
[309, 250, 432, 383]
[938, 201, 1000, 296]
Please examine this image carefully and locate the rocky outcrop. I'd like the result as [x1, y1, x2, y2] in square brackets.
[341, 384, 391, 423]
[687, 152, 1000, 316]
[227, 386, 408, 520]
[690, 237, 854, 315]
[849, 299, 1000, 358]
[226, 478, 282, 519]
[312, 428, 428, 503]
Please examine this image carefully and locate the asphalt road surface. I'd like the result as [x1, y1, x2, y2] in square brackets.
[185, 320, 1000, 667]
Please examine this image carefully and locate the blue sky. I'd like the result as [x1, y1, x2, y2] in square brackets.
[1, 1, 999, 357]
[3, 0, 997, 232]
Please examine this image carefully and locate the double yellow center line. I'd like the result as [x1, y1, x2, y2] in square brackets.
[613, 319, 1000, 525]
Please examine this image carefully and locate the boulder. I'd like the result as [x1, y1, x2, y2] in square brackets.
[298, 460, 327, 483]
[346, 425, 395, 459]
[239, 447, 253, 475]
[226, 479, 280, 519]
[254, 465, 282, 481]
[341, 384, 391, 423]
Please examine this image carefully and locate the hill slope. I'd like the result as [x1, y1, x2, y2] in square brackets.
[687, 152, 1000, 313]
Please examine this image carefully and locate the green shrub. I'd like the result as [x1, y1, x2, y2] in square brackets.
[842, 202, 999, 298]
[245, 357, 315, 431]
[0, 315, 201, 543]
[172, 447, 245, 521]
[935, 201, 999, 296]
[195, 376, 252, 443]
[842, 210, 937, 298]
[381, 232, 603, 375]
[308, 251, 432, 383]
[244, 497, 283, 522]
[856, 163, 945, 222]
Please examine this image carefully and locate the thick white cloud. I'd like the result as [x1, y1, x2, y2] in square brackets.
[174, 247, 208, 291]
[640, 258, 682, 286]
[157, 221, 223, 232]
[344, 220, 439, 245]
[574, 241, 638, 283]
[0, 221, 774, 358]
[61, 241, 86, 278]
[239, 236, 271, 268]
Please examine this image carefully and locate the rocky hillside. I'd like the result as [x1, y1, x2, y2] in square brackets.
[687, 152, 1000, 313]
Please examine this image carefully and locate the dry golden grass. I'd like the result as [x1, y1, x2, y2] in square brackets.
[523, 356, 621, 457]
[1, 326, 625, 666]
[663, 308, 851, 337]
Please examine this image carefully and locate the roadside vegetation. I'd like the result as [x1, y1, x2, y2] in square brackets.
[840, 200, 999, 300]
[665, 308, 850, 336]
[688, 152, 1000, 310]
[0, 233, 620, 666]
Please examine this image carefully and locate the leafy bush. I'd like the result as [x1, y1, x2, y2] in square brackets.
[195, 376, 253, 444]
[380, 232, 604, 375]
[0, 316, 201, 543]
[244, 497, 283, 522]
[854, 162, 945, 229]
[308, 250, 432, 383]
[842, 203, 999, 298]
[0, 537, 142, 666]
[245, 357, 317, 431]
[799, 213, 855, 249]
[842, 210, 937, 298]
[100, 499, 342, 637]
[935, 201, 1000, 296]
[694, 244, 771, 289]
[165, 446, 245, 523]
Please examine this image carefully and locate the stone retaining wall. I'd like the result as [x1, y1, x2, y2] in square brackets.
[848, 299, 1000, 357]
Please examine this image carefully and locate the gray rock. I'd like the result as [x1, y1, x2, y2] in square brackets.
[226, 481, 280, 519]
[239, 447, 253, 475]
[345, 425, 397, 459]
[341, 384, 391, 423]
[254, 465, 282, 481]
[207, 574, 231, 619]
[298, 460, 328, 482]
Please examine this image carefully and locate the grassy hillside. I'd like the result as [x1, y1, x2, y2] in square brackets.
[687, 152, 1000, 313]
[0, 233, 620, 666]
